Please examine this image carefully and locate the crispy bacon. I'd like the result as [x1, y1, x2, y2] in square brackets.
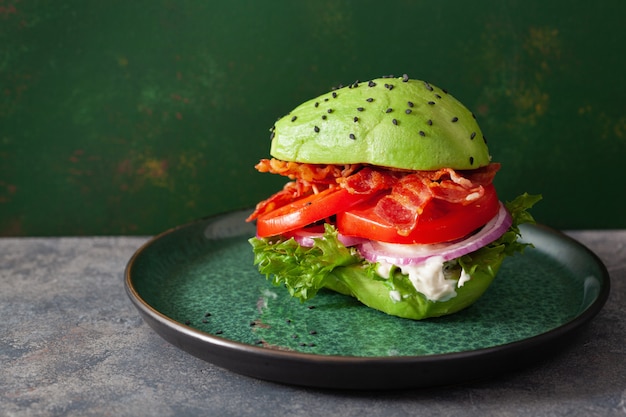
[375, 177, 432, 233]
[373, 163, 500, 235]
[337, 167, 402, 194]
[255, 158, 361, 184]
[249, 159, 500, 236]
[462, 162, 500, 185]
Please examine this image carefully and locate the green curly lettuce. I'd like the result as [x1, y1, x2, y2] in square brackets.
[249, 193, 542, 320]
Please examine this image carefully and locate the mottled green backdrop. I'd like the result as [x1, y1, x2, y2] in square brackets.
[1, 0, 625, 236]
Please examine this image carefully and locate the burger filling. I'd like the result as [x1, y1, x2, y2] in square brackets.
[246, 153, 541, 321]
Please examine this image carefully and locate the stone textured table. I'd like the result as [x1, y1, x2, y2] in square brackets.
[1, 230, 624, 417]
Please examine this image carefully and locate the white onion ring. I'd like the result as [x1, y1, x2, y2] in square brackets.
[357, 203, 512, 266]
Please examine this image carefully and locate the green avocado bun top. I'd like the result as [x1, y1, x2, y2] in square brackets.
[270, 75, 491, 171]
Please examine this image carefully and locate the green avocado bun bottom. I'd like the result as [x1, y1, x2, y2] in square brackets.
[250, 75, 540, 321]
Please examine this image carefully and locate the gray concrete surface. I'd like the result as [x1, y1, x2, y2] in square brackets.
[1, 231, 625, 417]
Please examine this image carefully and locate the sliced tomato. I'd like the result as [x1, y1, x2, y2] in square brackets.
[256, 187, 375, 238]
[336, 184, 500, 244]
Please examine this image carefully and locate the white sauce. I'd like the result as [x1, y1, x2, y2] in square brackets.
[399, 256, 458, 301]
[376, 262, 394, 279]
[457, 268, 472, 288]
[389, 290, 402, 302]
[376, 256, 469, 302]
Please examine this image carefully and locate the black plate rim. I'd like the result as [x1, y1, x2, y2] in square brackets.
[124, 211, 611, 389]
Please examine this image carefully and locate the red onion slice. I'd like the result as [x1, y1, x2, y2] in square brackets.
[288, 229, 367, 248]
[356, 203, 512, 266]
[285, 203, 512, 266]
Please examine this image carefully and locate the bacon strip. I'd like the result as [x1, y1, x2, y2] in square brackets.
[255, 158, 361, 184]
[248, 159, 500, 235]
[337, 167, 402, 194]
[373, 163, 500, 235]
[374, 177, 431, 233]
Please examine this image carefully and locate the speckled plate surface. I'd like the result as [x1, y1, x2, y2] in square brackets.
[124, 209, 610, 390]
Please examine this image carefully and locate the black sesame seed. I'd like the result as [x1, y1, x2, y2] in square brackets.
[443, 88, 449, 94]
[286, 319, 292, 324]
[470, 132, 476, 140]
[392, 119, 398, 125]
[327, 108, 333, 113]
[332, 92, 337, 98]
[386, 108, 393, 113]
[405, 109, 412, 114]
[255, 340, 263, 345]
[314, 102, 319, 108]
[324, 98, 329, 102]
[424, 82, 433, 91]
[385, 83, 394, 90]
[469, 156, 474, 165]
[428, 101, 435, 105]
[427, 119, 433, 125]
[216, 330, 223, 335]
[314, 126, 320, 133]
[419, 131, 426, 136]
[322, 115, 327, 120]
[366, 97, 374, 102]
[307, 305, 316, 309]
[309, 330, 317, 335]
[299, 342, 306, 346]
[269, 131, 275, 140]
[184, 320, 191, 325]
[249, 321, 256, 326]
[353, 116, 358, 122]
[357, 107, 364, 112]
[291, 115, 297, 122]
[407, 101, 414, 107]
[368, 81, 376, 87]
[451, 117, 459, 122]
[204, 312, 212, 317]
[349, 133, 356, 140]
[402, 73, 409, 82]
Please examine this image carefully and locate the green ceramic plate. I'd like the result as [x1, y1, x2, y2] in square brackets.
[124, 209, 610, 390]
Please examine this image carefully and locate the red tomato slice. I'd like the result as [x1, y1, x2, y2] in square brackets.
[256, 187, 374, 238]
[336, 184, 500, 244]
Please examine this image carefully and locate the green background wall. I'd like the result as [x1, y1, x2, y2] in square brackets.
[1, 0, 625, 236]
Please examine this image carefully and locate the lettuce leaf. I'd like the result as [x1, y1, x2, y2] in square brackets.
[249, 193, 541, 319]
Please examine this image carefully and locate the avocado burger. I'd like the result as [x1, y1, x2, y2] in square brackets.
[247, 74, 540, 320]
